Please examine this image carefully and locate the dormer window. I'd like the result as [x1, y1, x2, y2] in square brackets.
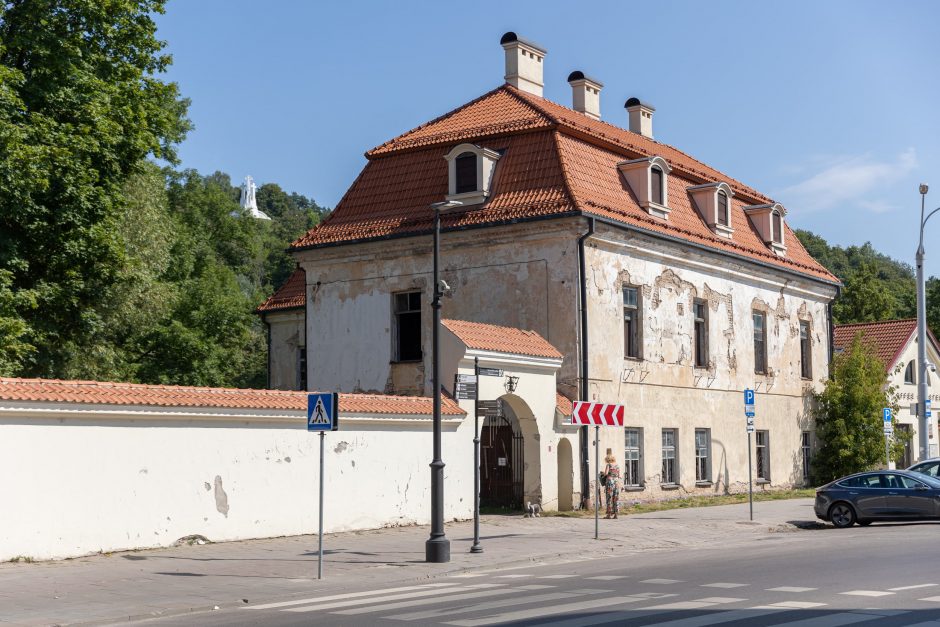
[617, 155, 672, 219]
[455, 152, 477, 194]
[688, 181, 734, 238]
[651, 166, 665, 205]
[717, 192, 729, 227]
[444, 143, 501, 206]
[743, 202, 787, 255]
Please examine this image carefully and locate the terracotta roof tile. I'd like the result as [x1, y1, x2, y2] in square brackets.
[833, 319, 920, 370]
[556, 392, 573, 416]
[0, 378, 465, 416]
[292, 84, 836, 285]
[256, 268, 306, 313]
[442, 319, 562, 359]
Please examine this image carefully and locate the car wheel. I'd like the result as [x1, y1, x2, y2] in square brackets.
[829, 502, 856, 528]
[857, 519, 872, 526]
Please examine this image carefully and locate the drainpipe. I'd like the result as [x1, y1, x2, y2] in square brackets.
[577, 217, 596, 508]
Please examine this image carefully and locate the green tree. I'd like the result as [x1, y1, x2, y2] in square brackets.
[832, 263, 897, 324]
[0, 0, 190, 376]
[812, 334, 898, 483]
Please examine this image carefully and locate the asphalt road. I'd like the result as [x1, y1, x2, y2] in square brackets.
[133, 518, 940, 627]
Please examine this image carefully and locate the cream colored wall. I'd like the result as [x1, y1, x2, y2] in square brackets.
[0, 403, 471, 561]
[296, 220, 582, 397]
[265, 309, 305, 390]
[583, 224, 836, 498]
[887, 336, 940, 461]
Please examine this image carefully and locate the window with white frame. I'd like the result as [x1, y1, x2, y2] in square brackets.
[624, 428, 642, 487]
[617, 156, 672, 219]
[650, 166, 665, 206]
[717, 191, 729, 227]
[695, 428, 711, 483]
[393, 291, 422, 361]
[623, 285, 641, 359]
[772, 210, 784, 244]
[444, 143, 501, 206]
[662, 428, 677, 485]
[454, 152, 477, 194]
[756, 430, 770, 481]
[905, 360, 916, 384]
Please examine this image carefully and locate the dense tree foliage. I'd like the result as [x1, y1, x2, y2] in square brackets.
[812, 335, 903, 483]
[0, 1, 324, 385]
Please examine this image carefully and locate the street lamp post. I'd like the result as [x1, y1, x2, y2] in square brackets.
[426, 200, 461, 564]
[916, 184, 939, 463]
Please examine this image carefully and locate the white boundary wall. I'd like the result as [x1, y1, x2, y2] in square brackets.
[0, 403, 471, 561]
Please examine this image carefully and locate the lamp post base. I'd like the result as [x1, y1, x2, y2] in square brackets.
[425, 537, 451, 563]
[470, 544, 484, 554]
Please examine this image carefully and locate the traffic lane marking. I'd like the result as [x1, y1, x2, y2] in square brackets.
[840, 590, 894, 597]
[701, 582, 749, 588]
[640, 578, 683, 584]
[889, 583, 937, 591]
[752, 601, 827, 609]
[386, 590, 601, 621]
[766, 586, 818, 592]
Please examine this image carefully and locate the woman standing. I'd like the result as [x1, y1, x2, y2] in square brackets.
[603, 448, 622, 519]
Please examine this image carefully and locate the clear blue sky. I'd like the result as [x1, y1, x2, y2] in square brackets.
[155, 0, 940, 275]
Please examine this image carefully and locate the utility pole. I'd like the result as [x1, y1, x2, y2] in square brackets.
[917, 184, 933, 462]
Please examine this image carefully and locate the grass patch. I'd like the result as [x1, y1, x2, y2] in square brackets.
[542, 489, 814, 518]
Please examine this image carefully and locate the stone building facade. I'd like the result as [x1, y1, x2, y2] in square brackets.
[262, 32, 840, 508]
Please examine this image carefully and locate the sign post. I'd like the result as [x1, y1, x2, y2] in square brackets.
[744, 389, 755, 521]
[571, 401, 625, 540]
[471, 358, 483, 554]
[307, 392, 338, 579]
[883, 407, 894, 469]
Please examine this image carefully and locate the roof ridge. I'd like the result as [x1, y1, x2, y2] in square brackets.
[835, 318, 917, 328]
[365, 85, 550, 158]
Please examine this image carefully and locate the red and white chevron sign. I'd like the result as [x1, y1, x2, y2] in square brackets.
[571, 401, 625, 426]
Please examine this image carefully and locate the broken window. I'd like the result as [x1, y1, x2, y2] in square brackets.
[661, 428, 677, 485]
[753, 311, 767, 374]
[623, 285, 641, 359]
[695, 428, 711, 483]
[756, 430, 770, 481]
[799, 320, 812, 379]
[693, 299, 708, 368]
[624, 428, 642, 487]
[393, 291, 422, 361]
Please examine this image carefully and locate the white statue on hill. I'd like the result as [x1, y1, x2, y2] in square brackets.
[235, 175, 271, 220]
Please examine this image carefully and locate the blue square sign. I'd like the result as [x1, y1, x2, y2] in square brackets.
[883, 407, 892, 423]
[744, 388, 755, 417]
[307, 393, 339, 432]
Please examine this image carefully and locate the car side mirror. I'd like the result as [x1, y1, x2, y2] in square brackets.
[916, 484, 929, 491]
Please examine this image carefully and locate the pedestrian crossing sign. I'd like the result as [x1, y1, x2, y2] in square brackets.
[307, 393, 338, 432]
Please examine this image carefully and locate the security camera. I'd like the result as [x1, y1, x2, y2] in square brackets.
[928, 361, 938, 373]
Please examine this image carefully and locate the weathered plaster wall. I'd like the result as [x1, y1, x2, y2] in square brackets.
[0, 405, 471, 561]
[583, 224, 837, 498]
[266, 309, 305, 390]
[296, 219, 583, 396]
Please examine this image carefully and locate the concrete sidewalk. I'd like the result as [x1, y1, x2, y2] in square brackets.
[0, 498, 819, 626]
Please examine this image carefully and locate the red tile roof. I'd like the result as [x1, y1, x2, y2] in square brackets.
[292, 85, 836, 284]
[442, 319, 563, 359]
[257, 268, 305, 313]
[833, 319, 919, 370]
[0, 378, 465, 416]
[556, 392, 573, 417]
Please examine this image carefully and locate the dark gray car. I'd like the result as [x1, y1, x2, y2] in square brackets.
[814, 470, 940, 527]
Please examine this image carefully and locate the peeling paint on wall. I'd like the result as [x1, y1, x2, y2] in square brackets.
[213, 476, 229, 518]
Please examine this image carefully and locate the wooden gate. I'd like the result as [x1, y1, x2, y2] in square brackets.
[480, 414, 524, 509]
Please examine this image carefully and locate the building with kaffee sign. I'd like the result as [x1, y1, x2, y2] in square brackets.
[260, 31, 841, 510]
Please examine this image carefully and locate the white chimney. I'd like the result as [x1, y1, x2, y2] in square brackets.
[625, 97, 655, 139]
[500, 32, 546, 97]
[567, 71, 603, 120]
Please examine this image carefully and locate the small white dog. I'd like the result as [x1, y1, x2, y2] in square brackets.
[524, 501, 542, 518]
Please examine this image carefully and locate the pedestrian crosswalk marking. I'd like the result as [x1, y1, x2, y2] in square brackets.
[587, 575, 627, 580]
[334, 586, 522, 615]
[701, 582, 749, 588]
[243, 582, 456, 610]
[767, 586, 817, 592]
[641, 578, 683, 584]
[753, 600, 827, 609]
[919, 595, 940, 602]
[840, 589, 894, 597]
[750, 610, 885, 627]
[625, 607, 790, 627]
[495, 574, 532, 578]
[284, 583, 501, 613]
[639, 596, 744, 611]
[443, 595, 647, 627]
[389, 590, 601, 622]
[538, 573, 578, 579]
[889, 583, 937, 591]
